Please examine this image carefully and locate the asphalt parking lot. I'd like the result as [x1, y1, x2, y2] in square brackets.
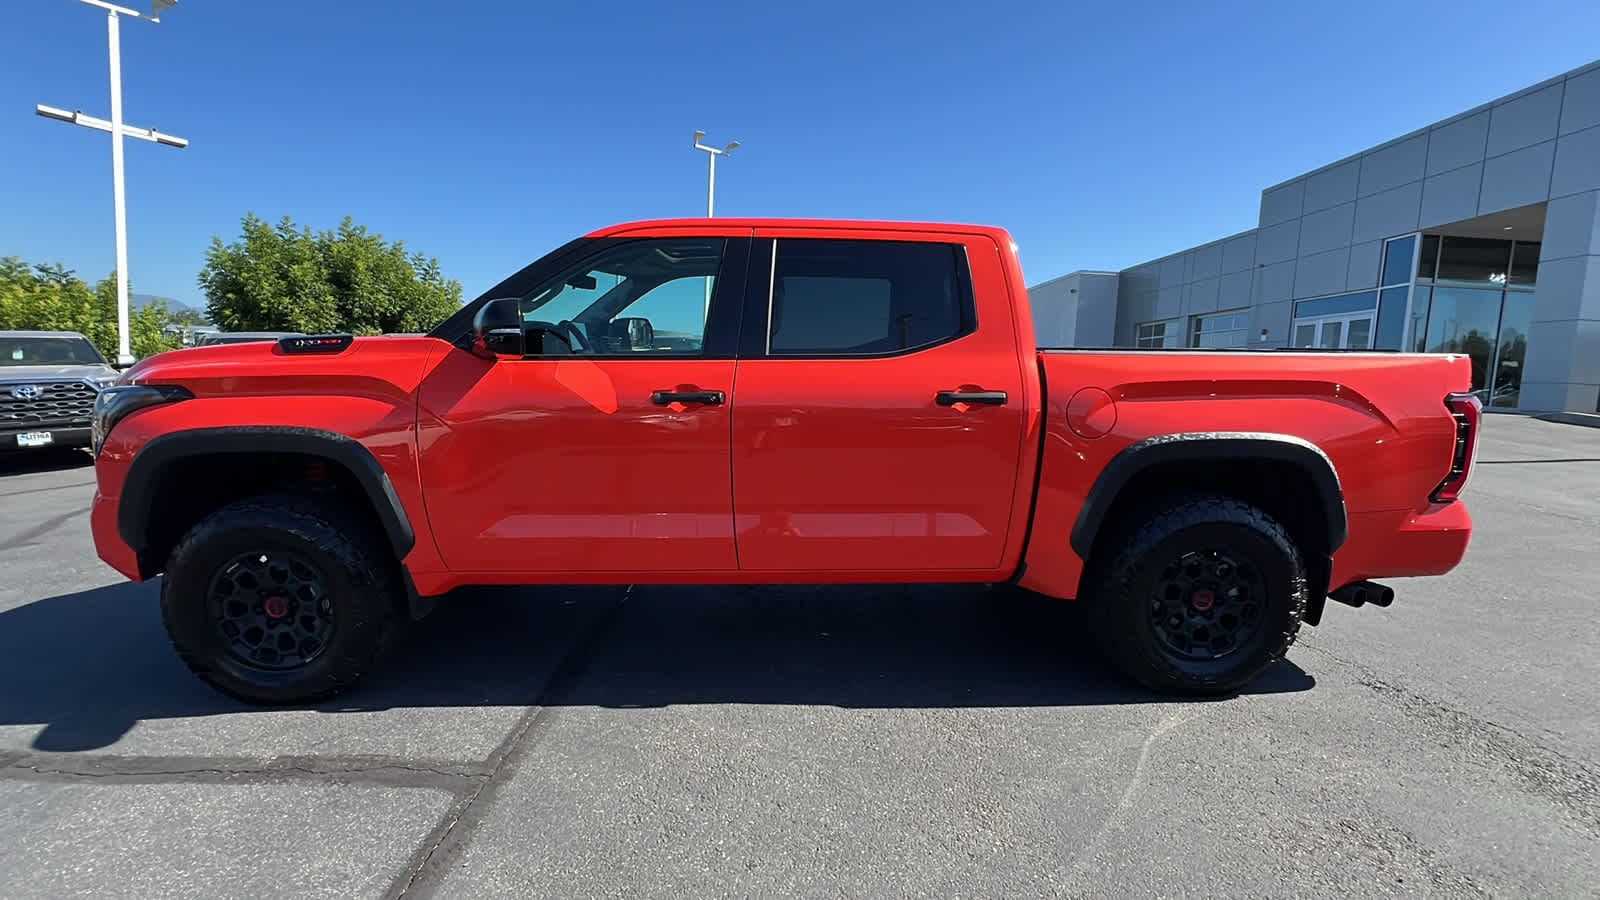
[0, 414, 1596, 898]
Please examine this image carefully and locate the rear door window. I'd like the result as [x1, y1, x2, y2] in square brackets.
[765, 239, 973, 356]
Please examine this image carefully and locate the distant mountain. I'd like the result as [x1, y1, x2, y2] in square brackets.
[133, 293, 205, 316]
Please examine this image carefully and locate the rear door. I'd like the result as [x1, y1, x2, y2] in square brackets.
[730, 229, 1030, 574]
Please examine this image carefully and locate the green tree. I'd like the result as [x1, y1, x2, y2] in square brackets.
[198, 213, 462, 335]
[0, 254, 180, 360]
[168, 306, 209, 327]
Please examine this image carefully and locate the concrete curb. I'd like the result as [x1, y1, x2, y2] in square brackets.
[1531, 412, 1600, 429]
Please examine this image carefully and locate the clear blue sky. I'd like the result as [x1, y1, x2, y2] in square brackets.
[3, 0, 1598, 310]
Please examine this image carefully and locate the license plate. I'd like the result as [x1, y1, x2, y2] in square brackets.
[16, 431, 53, 448]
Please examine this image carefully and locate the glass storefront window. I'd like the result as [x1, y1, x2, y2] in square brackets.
[1436, 237, 1512, 284]
[1376, 286, 1408, 350]
[1424, 286, 1503, 391]
[1409, 287, 1432, 352]
[1347, 317, 1372, 350]
[1294, 291, 1377, 318]
[1418, 235, 1440, 280]
[1489, 292, 1532, 408]
[1191, 310, 1249, 348]
[1382, 236, 1416, 287]
[1510, 241, 1541, 286]
[1137, 321, 1171, 348]
[1319, 320, 1344, 349]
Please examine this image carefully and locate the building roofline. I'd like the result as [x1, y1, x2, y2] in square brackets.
[1258, 58, 1597, 194]
[1028, 270, 1119, 290]
[1121, 225, 1261, 273]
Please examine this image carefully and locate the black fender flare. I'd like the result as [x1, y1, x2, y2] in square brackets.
[1068, 432, 1347, 560]
[117, 425, 417, 560]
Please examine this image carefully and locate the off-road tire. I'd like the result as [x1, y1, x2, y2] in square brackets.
[160, 493, 401, 705]
[1088, 493, 1306, 696]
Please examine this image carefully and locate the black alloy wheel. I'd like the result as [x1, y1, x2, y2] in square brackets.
[1088, 494, 1307, 695]
[161, 493, 401, 705]
[209, 549, 337, 671]
[1149, 549, 1266, 662]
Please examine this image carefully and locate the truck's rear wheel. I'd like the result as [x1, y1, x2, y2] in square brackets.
[1089, 494, 1306, 695]
[160, 494, 400, 705]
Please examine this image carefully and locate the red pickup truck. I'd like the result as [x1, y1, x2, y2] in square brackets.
[88, 218, 1480, 704]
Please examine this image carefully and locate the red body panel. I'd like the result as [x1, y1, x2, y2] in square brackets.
[414, 350, 738, 574]
[1017, 350, 1474, 599]
[731, 226, 1039, 575]
[88, 217, 1473, 607]
[92, 336, 451, 583]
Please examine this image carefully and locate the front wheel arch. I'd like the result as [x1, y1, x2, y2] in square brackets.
[118, 426, 415, 579]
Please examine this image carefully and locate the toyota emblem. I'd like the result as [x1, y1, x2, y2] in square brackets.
[9, 384, 41, 401]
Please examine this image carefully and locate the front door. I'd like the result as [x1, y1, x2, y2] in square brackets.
[730, 231, 1029, 573]
[416, 235, 749, 574]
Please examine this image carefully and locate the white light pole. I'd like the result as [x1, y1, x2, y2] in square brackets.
[36, 0, 185, 366]
[692, 131, 738, 315]
[692, 130, 739, 217]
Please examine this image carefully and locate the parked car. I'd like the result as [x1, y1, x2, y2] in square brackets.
[88, 218, 1481, 704]
[194, 331, 303, 346]
[0, 330, 122, 453]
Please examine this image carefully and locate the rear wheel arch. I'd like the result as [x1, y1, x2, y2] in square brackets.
[118, 426, 416, 579]
[1072, 432, 1347, 571]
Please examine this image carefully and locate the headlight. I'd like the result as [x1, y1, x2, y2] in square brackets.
[89, 374, 120, 389]
[91, 384, 194, 456]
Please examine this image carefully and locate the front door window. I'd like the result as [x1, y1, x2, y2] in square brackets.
[517, 238, 725, 355]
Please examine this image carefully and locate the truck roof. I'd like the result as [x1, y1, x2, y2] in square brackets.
[586, 217, 1016, 243]
[0, 330, 93, 339]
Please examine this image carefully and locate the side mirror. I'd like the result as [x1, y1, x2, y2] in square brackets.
[613, 317, 654, 350]
[471, 297, 524, 359]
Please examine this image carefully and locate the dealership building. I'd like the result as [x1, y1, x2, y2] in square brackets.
[1029, 58, 1600, 414]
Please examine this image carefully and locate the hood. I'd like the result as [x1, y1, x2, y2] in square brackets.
[120, 334, 450, 393]
[0, 363, 119, 383]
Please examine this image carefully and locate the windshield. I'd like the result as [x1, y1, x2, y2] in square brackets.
[0, 336, 107, 367]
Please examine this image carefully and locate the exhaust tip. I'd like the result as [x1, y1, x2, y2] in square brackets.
[1330, 580, 1394, 610]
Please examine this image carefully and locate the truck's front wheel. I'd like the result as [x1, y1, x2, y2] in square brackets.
[1090, 494, 1306, 695]
[160, 494, 400, 705]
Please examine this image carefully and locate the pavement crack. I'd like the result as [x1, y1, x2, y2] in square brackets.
[0, 479, 95, 499]
[0, 752, 491, 791]
[0, 505, 89, 548]
[1300, 640, 1600, 838]
[1058, 705, 1207, 892]
[385, 589, 630, 899]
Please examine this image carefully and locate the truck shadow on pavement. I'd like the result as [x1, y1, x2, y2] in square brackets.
[0, 580, 1314, 752]
[0, 448, 93, 477]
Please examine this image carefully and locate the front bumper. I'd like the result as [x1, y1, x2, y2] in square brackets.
[91, 489, 142, 580]
[0, 424, 91, 451]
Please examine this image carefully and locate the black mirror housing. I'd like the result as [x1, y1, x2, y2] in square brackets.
[471, 297, 524, 359]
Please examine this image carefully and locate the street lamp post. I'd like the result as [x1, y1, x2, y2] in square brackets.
[692, 130, 739, 217]
[692, 131, 738, 315]
[36, 0, 185, 366]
